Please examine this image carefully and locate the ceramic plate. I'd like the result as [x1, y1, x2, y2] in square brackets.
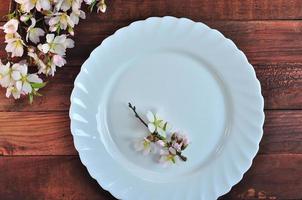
[70, 16, 264, 200]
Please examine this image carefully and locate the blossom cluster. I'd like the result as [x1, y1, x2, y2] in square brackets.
[129, 103, 190, 167]
[0, 0, 106, 103]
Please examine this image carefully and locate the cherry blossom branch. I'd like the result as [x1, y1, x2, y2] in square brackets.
[0, 0, 107, 103]
[129, 103, 189, 165]
[128, 102, 148, 128]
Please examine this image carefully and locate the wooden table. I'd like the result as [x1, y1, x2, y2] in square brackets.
[1, 1, 302, 199]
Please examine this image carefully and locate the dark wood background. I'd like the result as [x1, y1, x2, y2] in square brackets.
[1, 0, 302, 199]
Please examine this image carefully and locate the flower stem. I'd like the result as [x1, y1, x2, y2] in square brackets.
[128, 102, 148, 128]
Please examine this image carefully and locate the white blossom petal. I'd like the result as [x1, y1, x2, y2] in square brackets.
[70, 12, 79, 25]
[28, 74, 42, 83]
[12, 71, 21, 80]
[157, 128, 167, 138]
[15, 80, 22, 91]
[0, 75, 12, 87]
[36, 0, 51, 11]
[1, 19, 19, 34]
[148, 123, 156, 133]
[53, 34, 66, 43]
[52, 54, 66, 67]
[19, 64, 28, 76]
[22, 81, 32, 94]
[40, 44, 50, 53]
[29, 18, 36, 29]
[146, 111, 155, 122]
[65, 38, 74, 48]
[46, 34, 55, 43]
[52, 44, 66, 55]
[49, 16, 60, 26]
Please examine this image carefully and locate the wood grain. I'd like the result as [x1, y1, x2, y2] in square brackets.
[91, 0, 302, 21]
[0, 112, 76, 156]
[259, 110, 302, 154]
[0, 1, 11, 21]
[255, 64, 302, 109]
[0, 156, 113, 200]
[0, 110, 301, 156]
[0, 154, 301, 200]
[221, 154, 302, 200]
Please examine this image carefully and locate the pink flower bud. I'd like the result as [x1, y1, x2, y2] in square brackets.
[52, 55, 66, 67]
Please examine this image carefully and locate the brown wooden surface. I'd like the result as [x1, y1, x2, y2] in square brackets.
[1, 1, 302, 200]
[0, 154, 301, 200]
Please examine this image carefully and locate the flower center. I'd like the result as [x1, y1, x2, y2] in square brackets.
[6, 33, 14, 40]
[14, 39, 22, 48]
[60, 14, 68, 21]
[21, 75, 27, 82]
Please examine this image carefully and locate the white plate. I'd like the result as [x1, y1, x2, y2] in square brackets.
[70, 16, 264, 200]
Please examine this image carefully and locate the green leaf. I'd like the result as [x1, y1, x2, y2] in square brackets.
[163, 122, 167, 131]
[31, 82, 47, 89]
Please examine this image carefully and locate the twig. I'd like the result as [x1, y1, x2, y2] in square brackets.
[176, 152, 187, 161]
[128, 102, 148, 128]
[128, 102, 188, 162]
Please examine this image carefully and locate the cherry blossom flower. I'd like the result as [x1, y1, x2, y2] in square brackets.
[38, 34, 74, 56]
[30, 50, 66, 76]
[28, 49, 47, 73]
[26, 18, 45, 44]
[171, 132, 190, 151]
[134, 138, 154, 155]
[70, 10, 86, 25]
[6, 86, 21, 99]
[12, 63, 43, 94]
[146, 111, 170, 138]
[0, 0, 107, 102]
[156, 140, 166, 147]
[159, 150, 177, 167]
[5, 37, 25, 57]
[15, 0, 51, 12]
[48, 12, 74, 33]
[128, 103, 190, 166]
[5, 32, 21, 43]
[48, 54, 66, 76]
[0, 61, 13, 88]
[58, 0, 83, 11]
[0, 19, 19, 34]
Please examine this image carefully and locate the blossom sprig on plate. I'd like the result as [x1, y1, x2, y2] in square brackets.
[0, 0, 106, 103]
[128, 103, 190, 167]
